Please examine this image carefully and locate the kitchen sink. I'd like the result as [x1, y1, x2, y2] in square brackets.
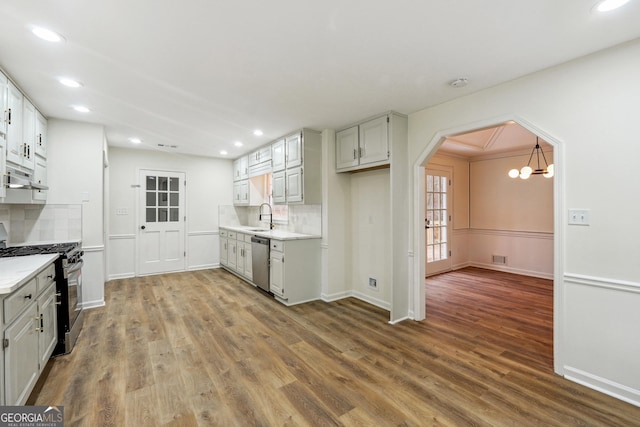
[248, 228, 270, 232]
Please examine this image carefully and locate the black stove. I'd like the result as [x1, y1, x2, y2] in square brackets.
[0, 241, 84, 356]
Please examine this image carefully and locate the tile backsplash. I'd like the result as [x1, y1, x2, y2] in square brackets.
[0, 204, 82, 244]
[219, 204, 322, 236]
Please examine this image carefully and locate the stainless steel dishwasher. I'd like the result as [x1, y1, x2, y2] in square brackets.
[251, 236, 270, 292]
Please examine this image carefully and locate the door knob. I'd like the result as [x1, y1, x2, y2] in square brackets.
[141, 225, 146, 230]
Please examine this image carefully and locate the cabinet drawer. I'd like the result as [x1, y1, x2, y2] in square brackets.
[220, 229, 228, 237]
[228, 231, 237, 239]
[270, 240, 284, 252]
[4, 278, 37, 325]
[244, 234, 253, 243]
[36, 263, 56, 294]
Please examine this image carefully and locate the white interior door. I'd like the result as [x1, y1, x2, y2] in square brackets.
[138, 170, 186, 275]
[425, 168, 452, 276]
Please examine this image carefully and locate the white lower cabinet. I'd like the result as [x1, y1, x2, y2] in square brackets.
[268, 238, 321, 305]
[227, 237, 238, 271]
[219, 230, 228, 266]
[2, 263, 58, 406]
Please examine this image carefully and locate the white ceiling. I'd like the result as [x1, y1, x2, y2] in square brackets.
[1, 1, 639, 159]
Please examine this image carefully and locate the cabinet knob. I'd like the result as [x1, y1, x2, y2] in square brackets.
[141, 225, 146, 230]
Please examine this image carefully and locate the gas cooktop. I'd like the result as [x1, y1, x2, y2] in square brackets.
[0, 242, 80, 258]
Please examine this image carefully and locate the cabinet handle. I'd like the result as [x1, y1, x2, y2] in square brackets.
[24, 293, 33, 300]
[353, 149, 356, 160]
[359, 147, 363, 158]
[7, 108, 11, 124]
[40, 314, 44, 332]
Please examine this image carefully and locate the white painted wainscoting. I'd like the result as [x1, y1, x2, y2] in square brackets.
[81, 245, 106, 309]
[563, 274, 640, 407]
[465, 228, 553, 279]
[187, 231, 219, 271]
[107, 231, 219, 280]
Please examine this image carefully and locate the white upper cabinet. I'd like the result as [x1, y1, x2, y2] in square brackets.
[359, 115, 389, 165]
[271, 138, 285, 172]
[335, 125, 359, 170]
[6, 81, 24, 167]
[272, 170, 286, 204]
[35, 111, 47, 158]
[248, 145, 272, 177]
[285, 132, 302, 168]
[21, 98, 36, 171]
[336, 113, 396, 173]
[233, 156, 248, 181]
[0, 73, 8, 137]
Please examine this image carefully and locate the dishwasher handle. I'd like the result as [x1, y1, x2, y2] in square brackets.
[251, 236, 270, 245]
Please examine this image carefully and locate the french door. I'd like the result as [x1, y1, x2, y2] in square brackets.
[138, 170, 186, 275]
[425, 168, 452, 276]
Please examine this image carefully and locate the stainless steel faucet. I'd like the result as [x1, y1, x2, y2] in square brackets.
[259, 203, 274, 230]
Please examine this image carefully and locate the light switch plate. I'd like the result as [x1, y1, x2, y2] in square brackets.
[568, 209, 590, 225]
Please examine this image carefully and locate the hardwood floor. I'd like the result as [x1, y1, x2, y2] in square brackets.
[28, 267, 640, 426]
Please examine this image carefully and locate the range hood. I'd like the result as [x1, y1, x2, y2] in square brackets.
[5, 166, 48, 190]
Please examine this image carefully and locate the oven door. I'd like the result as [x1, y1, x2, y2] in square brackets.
[66, 259, 83, 324]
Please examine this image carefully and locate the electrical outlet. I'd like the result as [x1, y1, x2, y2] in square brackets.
[369, 278, 377, 289]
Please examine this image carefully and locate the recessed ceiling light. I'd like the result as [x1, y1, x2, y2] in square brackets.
[595, 0, 630, 11]
[253, 129, 263, 136]
[449, 78, 469, 88]
[72, 105, 90, 113]
[129, 137, 142, 144]
[234, 141, 243, 147]
[31, 26, 65, 43]
[220, 150, 228, 155]
[59, 78, 82, 88]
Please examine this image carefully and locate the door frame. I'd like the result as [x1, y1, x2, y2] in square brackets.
[412, 114, 565, 376]
[136, 168, 187, 276]
[425, 165, 453, 276]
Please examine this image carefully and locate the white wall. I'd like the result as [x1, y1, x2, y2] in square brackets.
[47, 119, 105, 308]
[107, 147, 232, 279]
[409, 39, 640, 406]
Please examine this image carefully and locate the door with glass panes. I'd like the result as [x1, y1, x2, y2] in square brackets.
[138, 170, 186, 275]
[425, 168, 452, 276]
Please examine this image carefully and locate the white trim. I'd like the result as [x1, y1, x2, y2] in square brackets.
[564, 366, 640, 408]
[468, 262, 554, 280]
[82, 244, 105, 252]
[81, 299, 105, 310]
[188, 263, 219, 271]
[388, 315, 411, 325]
[321, 290, 391, 311]
[467, 228, 553, 240]
[108, 272, 135, 280]
[564, 274, 640, 294]
[187, 230, 219, 237]
[108, 234, 136, 240]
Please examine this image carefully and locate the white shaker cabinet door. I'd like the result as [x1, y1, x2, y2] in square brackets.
[285, 132, 302, 168]
[285, 167, 303, 203]
[359, 115, 389, 166]
[271, 138, 286, 172]
[272, 170, 286, 204]
[335, 125, 359, 171]
[4, 304, 40, 405]
[6, 81, 24, 166]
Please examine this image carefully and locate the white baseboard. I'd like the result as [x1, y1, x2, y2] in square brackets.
[321, 290, 390, 311]
[108, 272, 135, 280]
[564, 366, 640, 408]
[187, 263, 218, 271]
[81, 299, 106, 310]
[468, 262, 553, 280]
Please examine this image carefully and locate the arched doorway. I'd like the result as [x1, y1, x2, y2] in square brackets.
[412, 116, 565, 375]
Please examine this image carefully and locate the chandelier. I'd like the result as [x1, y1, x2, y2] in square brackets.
[508, 137, 554, 179]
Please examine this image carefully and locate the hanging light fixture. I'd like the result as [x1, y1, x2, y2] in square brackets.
[508, 137, 554, 179]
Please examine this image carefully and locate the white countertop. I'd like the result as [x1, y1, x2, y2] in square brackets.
[220, 226, 320, 241]
[0, 254, 59, 294]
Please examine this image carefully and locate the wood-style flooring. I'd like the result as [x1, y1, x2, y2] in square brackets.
[28, 267, 640, 426]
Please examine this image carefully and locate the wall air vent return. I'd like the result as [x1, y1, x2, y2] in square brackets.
[492, 255, 507, 265]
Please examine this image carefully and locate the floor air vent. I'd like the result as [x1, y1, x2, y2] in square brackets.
[492, 255, 507, 265]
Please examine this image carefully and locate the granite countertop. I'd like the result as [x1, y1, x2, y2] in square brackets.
[220, 226, 320, 240]
[0, 254, 59, 294]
